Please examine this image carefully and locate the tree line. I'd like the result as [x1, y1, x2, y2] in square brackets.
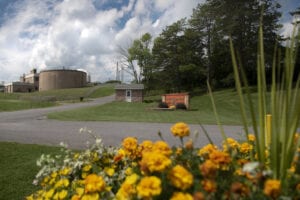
[121, 0, 297, 92]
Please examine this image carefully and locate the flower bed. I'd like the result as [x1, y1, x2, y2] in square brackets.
[27, 123, 300, 200]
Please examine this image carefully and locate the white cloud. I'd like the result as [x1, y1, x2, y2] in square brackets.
[0, 0, 203, 83]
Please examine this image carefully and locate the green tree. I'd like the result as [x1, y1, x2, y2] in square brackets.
[128, 33, 153, 88]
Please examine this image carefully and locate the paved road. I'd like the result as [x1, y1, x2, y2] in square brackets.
[0, 95, 245, 149]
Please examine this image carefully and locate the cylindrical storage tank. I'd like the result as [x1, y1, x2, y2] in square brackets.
[39, 69, 87, 91]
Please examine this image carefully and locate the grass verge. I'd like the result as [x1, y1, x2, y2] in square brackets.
[0, 142, 61, 200]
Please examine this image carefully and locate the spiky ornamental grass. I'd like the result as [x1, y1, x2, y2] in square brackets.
[228, 22, 300, 187]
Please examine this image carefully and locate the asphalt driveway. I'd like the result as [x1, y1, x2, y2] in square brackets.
[0, 95, 244, 149]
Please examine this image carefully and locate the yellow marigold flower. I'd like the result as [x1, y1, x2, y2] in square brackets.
[140, 140, 153, 153]
[75, 187, 84, 196]
[202, 179, 217, 193]
[51, 171, 58, 178]
[209, 150, 231, 169]
[58, 190, 68, 199]
[84, 174, 106, 193]
[248, 134, 255, 142]
[60, 167, 71, 176]
[223, 138, 240, 150]
[199, 160, 218, 178]
[140, 152, 171, 173]
[170, 192, 193, 200]
[198, 144, 218, 157]
[116, 173, 139, 199]
[176, 147, 183, 155]
[239, 142, 253, 154]
[45, 189, 55, 199]
[125, 167, 133, 175]
[104, 167, 115, 176]
[152, 141, 172, 156]
[263, 179, 281, 199]
[114, 148, 125, 162]
[171, 122, 190, 137]
[54, 178, 69, 189]
[168, 165, 193, 190]
[81, 193, 99, 200]
[83, 164, 92, 172]
[25, 195, 34, 200]
[136, 176, 162, 199]
[71, 195, 81, 200]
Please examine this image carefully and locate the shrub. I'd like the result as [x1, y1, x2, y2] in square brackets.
[158, 102, 168, 108]
[175, 103, 187, 110]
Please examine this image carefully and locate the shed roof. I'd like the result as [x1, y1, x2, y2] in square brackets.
[115, 84, 144, 90]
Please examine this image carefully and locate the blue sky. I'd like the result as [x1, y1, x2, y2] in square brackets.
[0, 0, 299, 83]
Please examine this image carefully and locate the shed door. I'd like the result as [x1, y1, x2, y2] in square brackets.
[125, 89, 132, 102]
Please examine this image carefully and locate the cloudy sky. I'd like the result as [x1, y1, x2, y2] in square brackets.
[0, 0, 299, 83]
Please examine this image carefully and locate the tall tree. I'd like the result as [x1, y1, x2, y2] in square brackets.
[128, 33, 153, 88]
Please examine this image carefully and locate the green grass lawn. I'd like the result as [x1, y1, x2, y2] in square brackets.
[0, 85, 115, 112]
[48, 89, 260, 125]
[0, 142, 61, 200]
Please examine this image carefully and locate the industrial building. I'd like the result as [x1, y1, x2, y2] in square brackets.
[4, 68, 88, 93]
[39, 69, 87, 91]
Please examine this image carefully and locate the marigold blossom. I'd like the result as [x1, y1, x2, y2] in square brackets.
[140, 152, 171, 173]
[198, 144, 218, 157]
[136, 176, 162, 198]
[84, 174, 106, 193]
[170, 122, 190, 137]
[209, 150, 231, 169]
[199, 160, 218, 178]
[152, 140, 172, 156]
[239, 142, 253, 154]
[170, 192, 193, 200]
[168, 165, 193, 190]
[263, 179, 281, 199]
[202, 179, 217, 193]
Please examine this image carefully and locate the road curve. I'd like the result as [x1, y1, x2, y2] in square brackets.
[0, 95, 244, 149]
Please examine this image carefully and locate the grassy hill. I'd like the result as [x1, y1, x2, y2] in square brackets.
[0, 84, 114, 112]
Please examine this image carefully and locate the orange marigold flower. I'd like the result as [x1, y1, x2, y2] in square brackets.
[185, 139, 193, 150]
[170, 192, 193, 200]
[230, 182, 250, 197]
[122, 137, 138, 152]
[170, 122, 190, 137]
[168, 165, 193, 190]
[193, 192, 205, 200]
[263, 179, 281, 199]
[140, 152, 171, 173]
[136, 176, 162, 199]
[201, 179, 217, 193]
[84, 174, 106, 193]
[199, 160, 218, 178]
[198, 144, 218, 157]
[209, 150, 231, 169]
